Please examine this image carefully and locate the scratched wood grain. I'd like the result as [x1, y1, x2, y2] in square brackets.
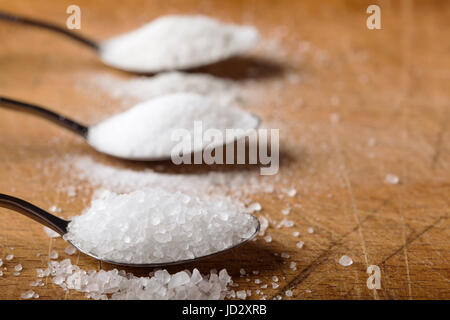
[0, 0, 448, 300]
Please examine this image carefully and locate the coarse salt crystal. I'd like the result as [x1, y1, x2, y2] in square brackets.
[264, 235, 272, 243]
[307, 227, 314, 234]
[285, 290, 293, 297]
[21, 290, 35, 300]
[43, 226, 61, 238]
[296, 241, 304, 249]
[384, 174, 399, 185]
[64, 245, 77, 256]
[248, 202, 262, 212]
[49, 250, 59, 260]
[338, 255, 353, 267]
[14, 264, 22, 272]
[5, 254, 13, 261]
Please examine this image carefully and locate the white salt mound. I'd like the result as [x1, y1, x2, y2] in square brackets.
[87, 93, 259, 159]
[64, 189, 258, 264]
[44, 259, 232, 300]
[100, 15, 259, 72]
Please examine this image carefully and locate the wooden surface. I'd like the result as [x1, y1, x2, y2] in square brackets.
[0, 0, 449, 300]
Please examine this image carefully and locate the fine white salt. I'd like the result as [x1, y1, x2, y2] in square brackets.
[100, 15, 259, 72]
[64, 189, 258, 264]
[87, 93, 259, 159]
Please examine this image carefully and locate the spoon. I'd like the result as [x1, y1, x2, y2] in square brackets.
[0, 10, 258, 73]
[0, 193, 260, 267]
[0, 95, 260, 161]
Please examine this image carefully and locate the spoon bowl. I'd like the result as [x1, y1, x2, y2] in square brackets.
[0, 193, 260, 267]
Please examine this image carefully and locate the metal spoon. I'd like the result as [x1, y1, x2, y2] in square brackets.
[0, 10, 256, 73]
[0, 96, 260, 161]
[0, 193, 260, 267]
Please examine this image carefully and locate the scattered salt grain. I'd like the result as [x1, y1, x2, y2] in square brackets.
[64, 188, 258, 264]
[21, 290, 35, 300]
[286, 189, 297, 197]
[338, 255, 353, 267]
[0, 259, 2, 267]
[236, 290, 247, 300]
[296, 241, 304, 249]
[49, 205, 62, 213]
[14, 264, 22, 272]
[281, 253, 290, 259]
[258, 217, 269, 236]
[43, 226, 60, 238]
[254, 279, 261, 284]
[292, 231, 300, 237]
[248, 202, 262, 212]
[264, 235, 272, 243]
[64, 245, 77, 256]
[285, 290, 293, 297]
[272, 282, 279, 289]
[307, 227, 314, 234]
[281, 208, 290, 215]
[5, 254, 13, 261]
[100, 15, 259, 73]
[272, 276, 278, 282]
[384, 174, 399, 185]
[49, 250, 59, 260]
[289, 262, 297, 270]
[41, 259, 233, 300]
[260, 284, 268, 289]
[239, 268, 246, 276]
[0, 270, 2, 276]
[87, 93, 259, 159]
[13, 272, 21, 276]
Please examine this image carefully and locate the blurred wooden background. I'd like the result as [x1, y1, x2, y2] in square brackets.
[0, 0, 448, 299]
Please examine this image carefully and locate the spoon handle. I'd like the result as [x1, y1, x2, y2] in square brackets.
[0, 10, 99, 51]
[0, 96, 89, 138]
[0, 194, 69, 236]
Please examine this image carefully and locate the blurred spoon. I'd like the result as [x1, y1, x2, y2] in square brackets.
[0, 11, 258, 73]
